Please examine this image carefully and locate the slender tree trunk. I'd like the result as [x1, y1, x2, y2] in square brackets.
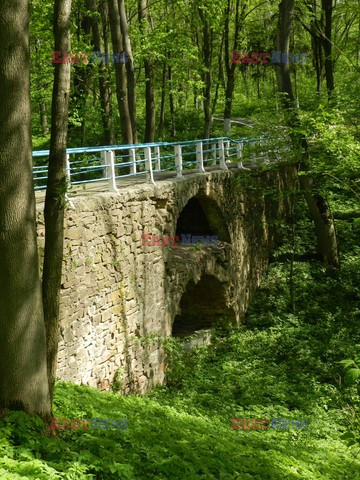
[0, 0, 51, 418]
[88, 0, 115, 145]
[42, 0, 72, 403]
[138, 0, 155, 142]
[119, 0, 137, 143]
[39, 102, 49, 135]
[168, 61, 176, 137]
[212, 31, 224, 115]
[69, 7, 91, 146]
[158, 62, 166, 138]
[276, 0, 339, 267]
[198, 6, 212, 139]
[321, 0, 335, 99]
[314, 38, 323, 94]
[224, 0, 241, 134]
[242, 68, 248, 96]
[108, 0, 133, 144]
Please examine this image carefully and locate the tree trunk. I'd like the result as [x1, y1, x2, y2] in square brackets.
[198, 6, 212, 139]
[168, 61, 176, 137]
[42, 0, 72, 403]
[212, 31, 224, 115]
[321, 0, 335, 99]
[138, 0, 155, 142]
[158, 62, 166, 138]
[68, 7, 91, 146]
[108, 0, 133, 144]
[0, 0, 51, 417]
[119, 0, 137, 143]
[39, 102, 49, 135]
[223, 0, 241, 134]
[88, 0, 115, 145]
[275, 0, 339, 267]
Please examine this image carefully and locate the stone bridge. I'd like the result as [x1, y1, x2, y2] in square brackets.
[36, 163, 295, 394]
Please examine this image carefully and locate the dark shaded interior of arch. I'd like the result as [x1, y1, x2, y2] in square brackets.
[175, 196, 231, 243]
[172, 275, 236, 337]
[175, 197, 213, 239]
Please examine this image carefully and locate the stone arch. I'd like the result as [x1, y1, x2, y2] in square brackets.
[172, 274, 236, 337]
[175, 194, 231, 242]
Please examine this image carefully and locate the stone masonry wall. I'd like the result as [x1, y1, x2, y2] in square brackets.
[36, 165, 296, 395]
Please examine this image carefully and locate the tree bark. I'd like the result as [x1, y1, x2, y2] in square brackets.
[88, 0, 115, 145]
[223, 0, 241, 134]
[108, 0, 133, 144]
[68, 6, 91, 145]
[198, 6, 212, 139]
[168, 60, 176, 137]
[42, 0, 72, 403]
[119, 0, 137, 143]
[158, 61, 166, 138]
[321, 0, 335, 99]
[0, 0, 51, 417]
[212, 31, 224, 115]
[138, 0, 155, 142]
[275, 0, 339, 268]
[39, 102, 49, 135]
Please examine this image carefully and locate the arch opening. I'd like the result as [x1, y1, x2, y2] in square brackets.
[175, 196, 231, 244]
[172, 275, 236, 337]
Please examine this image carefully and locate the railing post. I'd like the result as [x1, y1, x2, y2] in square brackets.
[236, 142, 249, 170]
[196, 142, 205, 173]
[144, 146, 155, 185]
[129, 148, 136, 175]
[211, 143, 217, 166]
[105, 150, 118, 192]
[225, 140, 230, 163]
[175, 145, 183, 179]
[155, 146, 161, 171]
[66, 153, 71, 184]
[218, 139, 228, 171]
[101, 150, 107, 179]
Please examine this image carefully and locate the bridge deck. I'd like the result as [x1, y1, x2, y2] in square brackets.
[35, 161, 255, 208]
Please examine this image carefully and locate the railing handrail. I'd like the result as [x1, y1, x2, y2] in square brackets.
[32, 135, 278, 192]
[32, 135, 267, 157]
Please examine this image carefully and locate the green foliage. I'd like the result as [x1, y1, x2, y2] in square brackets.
[1, 190, 360, 478]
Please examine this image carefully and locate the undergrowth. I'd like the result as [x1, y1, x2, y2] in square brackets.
[0, 184, 359, 479]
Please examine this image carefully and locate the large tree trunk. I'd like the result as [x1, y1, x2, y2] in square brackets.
[321, 0, 335, 99]
[138, 0, 155, 142]
[108, 0, 133, 144]
[119, 0, 137, 143]
[88, 0, 115, 145]
[0, 0, 51, 417]
[276, 0, 339, 267]
[42, 0, 72, 403]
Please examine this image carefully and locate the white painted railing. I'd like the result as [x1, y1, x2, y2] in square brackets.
[32, 136, 272, 191]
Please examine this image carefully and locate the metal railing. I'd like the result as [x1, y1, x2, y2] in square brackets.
[32, 136, 273, 192]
